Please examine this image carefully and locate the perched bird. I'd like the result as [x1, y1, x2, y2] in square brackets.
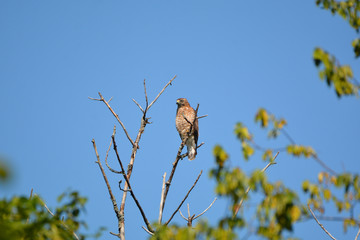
[176, 98, 199, 160]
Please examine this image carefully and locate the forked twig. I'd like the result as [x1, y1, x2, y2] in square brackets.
[105, 126, 122, 174]
[89, 93, 135, 147]
[179, 198, 217, 227]
[233, 152, 279, 218]
[165, 170, 203, 225]
[147, 75, 176, 110]
[308, 203, 336, 240]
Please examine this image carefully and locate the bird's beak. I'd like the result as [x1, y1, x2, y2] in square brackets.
[176, 99, 180, 105]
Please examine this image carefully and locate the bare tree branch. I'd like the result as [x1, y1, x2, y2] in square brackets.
[104, 126, 123, 174]
[92, 139, 122, 238]
[158, 172, 167, 224]
[143, 79, 149, 110]
[179, 197, 217, 227]
[118, 76, 176, 236]
[233, 152, 279, 218]
[308, 203, 336, 240]
[142, 226, 154, 236]
[132, 98, 144, 113]
[165, 170, 203, 226]
[179, 209, 188, 221]
[92, 77, 176, 237]
[89, 92, 135, 147]
[160, 137, 188, 219]
[355, 227, 360, 240]
[147, 75, 176, 110]
[112, 135, 154, 233]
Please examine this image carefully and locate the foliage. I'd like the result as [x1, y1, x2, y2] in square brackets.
[0, 160, 10, 183]
[314, 0, 360, 97]
[316, 0, 360, 31]
[148, 106, 360, 239]
[150, 221, 237, 240]
[313, 48, 359, 97]
[0, 190, 102, 240]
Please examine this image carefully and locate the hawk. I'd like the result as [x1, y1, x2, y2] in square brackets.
[176, 98, 199, 160]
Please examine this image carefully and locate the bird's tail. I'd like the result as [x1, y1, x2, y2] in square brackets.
[187, 141, 197, 161]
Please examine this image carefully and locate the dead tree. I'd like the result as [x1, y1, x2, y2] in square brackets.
[90, 76, 213, 239]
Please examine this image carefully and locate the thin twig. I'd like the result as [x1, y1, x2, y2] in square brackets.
[179, 198, 217, 227]
[313, 154, 337, 176]
[147, 75, 176, 110]
[142, 226, 154, 236]
[92, 139, 122, 238]
[179, 209, 188, 221]
[158, 172, 167, 223]
[132, 98, 145, 113]
[187, 203, 190, 218]
[112, 135, 154, 233]
[233, 152, 279, 218]
[280, 128, 337, 175]
[144, 79, 149, 110]
[110, 232, 120, 237]
[280, 128, 296, 145]
[105, 126, 122, 174]
[316, 216, 360, 225]
[197, 115, 208, 119]
[118, 180, 131, 192]
[308, 203, 336, 240]
[165, 170, 203, 225]
[89, 92, 135, 147]
[355, 227, 360, 240]
[193, 197, 217, 220]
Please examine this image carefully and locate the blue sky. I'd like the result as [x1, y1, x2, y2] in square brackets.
[1, 1, 359, 239]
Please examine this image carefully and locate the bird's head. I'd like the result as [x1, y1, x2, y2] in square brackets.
[176, 98, 190, 107]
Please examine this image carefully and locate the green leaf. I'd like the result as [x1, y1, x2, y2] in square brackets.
[255, 108, 269, 128]
[323, 189, 331, 201]
[213, 145, 229, 168]
[234, 122, 252, 141]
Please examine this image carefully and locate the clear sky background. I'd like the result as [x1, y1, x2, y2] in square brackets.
[1, 1, 359, 239]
